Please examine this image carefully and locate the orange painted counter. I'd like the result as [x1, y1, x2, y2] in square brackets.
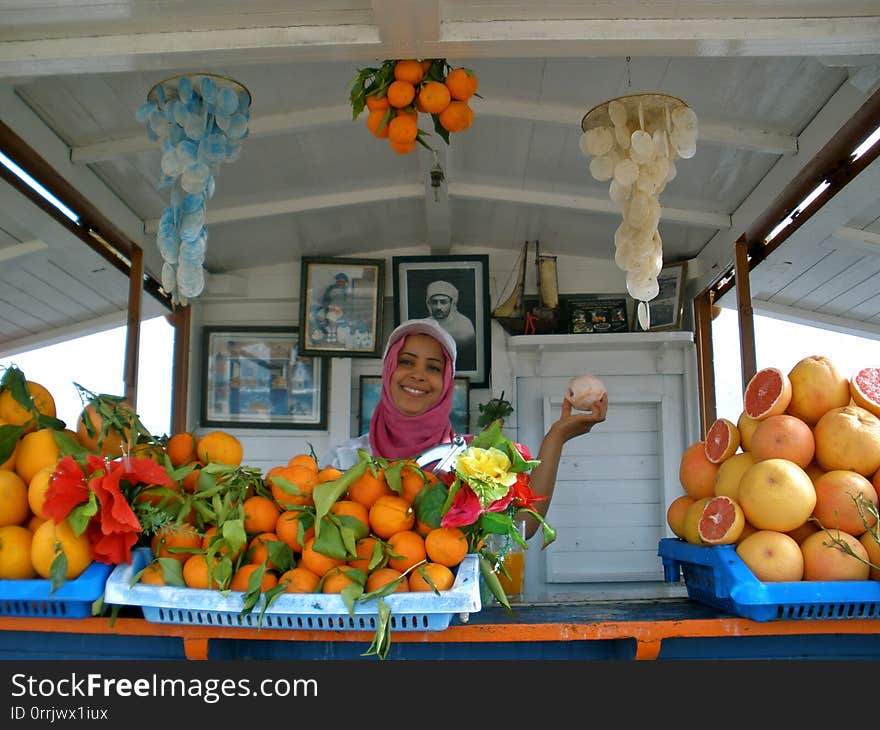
[1, 601, 879, 660]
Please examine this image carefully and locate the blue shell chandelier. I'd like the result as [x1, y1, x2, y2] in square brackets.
[136, 74, 252, 306]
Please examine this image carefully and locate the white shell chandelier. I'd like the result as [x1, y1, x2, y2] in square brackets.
[579, 93, 698, 329]
[137, 74, 252, 306]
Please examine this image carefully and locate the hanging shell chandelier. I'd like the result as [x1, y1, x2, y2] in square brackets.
[137, 73, 252, 306]
[579, 93, 697, 329]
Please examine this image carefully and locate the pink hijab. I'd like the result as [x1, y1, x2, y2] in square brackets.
[369, 318, 458, 460]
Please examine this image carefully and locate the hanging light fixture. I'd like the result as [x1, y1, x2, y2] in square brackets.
[136, 73, 252, 306]
[579, 93, 698, 329]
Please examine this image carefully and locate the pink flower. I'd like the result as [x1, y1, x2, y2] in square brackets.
[441, 484, 482, 528]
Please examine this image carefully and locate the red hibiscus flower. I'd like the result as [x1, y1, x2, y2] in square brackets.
[440, 484, 482, 528]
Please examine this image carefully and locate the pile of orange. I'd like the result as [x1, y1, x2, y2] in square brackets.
[145, 448, 470, 597]
[0, 377, 94, 581]
[352, 58, 479, 155]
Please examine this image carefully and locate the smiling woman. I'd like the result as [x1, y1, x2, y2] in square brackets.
[0, 316, 174, 437]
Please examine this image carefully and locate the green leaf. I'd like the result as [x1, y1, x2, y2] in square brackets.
[241, 563, 268, 615]
[340, 580, 365, 617]
[266, 540, 296, 573]
[220, 518, 247, 557]
[312, 519, 348, 560]
[414, 480, 448, 529]
[0, 423, 24, 465]
[361, 598, 393, 660]
[68, 495, 99, 536]
[479, 511, 515, 536]
[157, 557, 185, 587]
[313, 459, 367, 538]
[430, 113, 450, 146]
[52, 428, 85, 458]
[49, 548, 68, 596]
[479, 553, 512, 614]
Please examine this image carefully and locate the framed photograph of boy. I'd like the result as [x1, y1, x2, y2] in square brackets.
[200, 326, 328, 430]
[391, 254, 491, 388]
[298, 257, 385, 358]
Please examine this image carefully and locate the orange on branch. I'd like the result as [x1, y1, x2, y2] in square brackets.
[279, 566, 321, 594]
[196, 430, 243, 466]
[386, 80, 416, 109]
[366, 108, 391, 138]
[394, 59, 425, 84]
[368, 495, 415, 539]
[424, 526, 468, 567]
[417, 81, 452, 114]
[444, 67, 478, 100]
[409, 562, 455, 592]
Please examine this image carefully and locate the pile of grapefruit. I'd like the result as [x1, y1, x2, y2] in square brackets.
[668, 355, 880, 583]
[350, 58, 478, 155]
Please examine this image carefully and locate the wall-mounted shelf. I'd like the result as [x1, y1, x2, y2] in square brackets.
[505, 331, 694, 353]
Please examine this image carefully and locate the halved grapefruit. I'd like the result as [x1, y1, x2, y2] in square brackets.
[743, 367, 792, 421]
[703, 417, 740, 464]
[850, 367, 880, 419]
[696, 495, 745, 545]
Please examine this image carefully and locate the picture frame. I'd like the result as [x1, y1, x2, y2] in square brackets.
[635, 261, 689, 332]
[391, 254, 491, 388]
[200, 326, 328, 429]
[565, 295, 630, 334]
[298, 257, 385, 358]
[359, 376, 470, 436]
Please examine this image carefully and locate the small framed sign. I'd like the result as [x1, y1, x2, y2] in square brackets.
[566, 296, 630, 334]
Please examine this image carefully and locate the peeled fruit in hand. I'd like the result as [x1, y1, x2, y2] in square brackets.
[564, 375, 606, 412]
[703, 417, 740, 464]
[813, 405, 880, 477]
[737, 458, 817, 532]
[785, 355, 850, 426]
[696, 495, 745, 545]
[736, 530, 804, 582]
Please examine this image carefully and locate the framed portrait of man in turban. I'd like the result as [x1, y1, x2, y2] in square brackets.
[391, 254, 490, 388]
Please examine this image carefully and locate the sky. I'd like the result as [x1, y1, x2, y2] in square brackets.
[712, 307, 880, 423]
[0, 316, 174, 437]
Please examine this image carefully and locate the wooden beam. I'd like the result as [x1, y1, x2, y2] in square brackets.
[734, 236, 757, 391]
[170, 305, 191, 436]
[371, 0, 440, 44]
[692, 290, 716, 437]
[124, 246, 143, 407]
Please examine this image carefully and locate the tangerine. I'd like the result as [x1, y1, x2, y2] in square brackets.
[408, 562, 454, 592]
[444, 67, 478, 100]
[394, 59, 425, 85]
[386, 80, 415, 109]
[424, 527, 468, 567]
[197, 430, 243, 466]
[417, 81, 452, 114]
[368, 495, 415, 539]
[279, 566, 321, 594]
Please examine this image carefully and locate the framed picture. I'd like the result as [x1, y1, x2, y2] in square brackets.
[298, 257, 385, 358]
[359, 376, 470, 436]
[635, 261, 689, 332]
[391, 255, 491, 388]
[565, 295, 629, 334]
[200, 326, 328, 429]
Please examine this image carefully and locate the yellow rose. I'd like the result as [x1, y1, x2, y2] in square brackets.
[455, 447, 517, 506]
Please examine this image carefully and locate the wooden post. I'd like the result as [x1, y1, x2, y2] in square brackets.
[170, 305, 191, 435]
[693, 290, 716, 436]
[124, 247, 143, 407]
[734, 236, 757, 391]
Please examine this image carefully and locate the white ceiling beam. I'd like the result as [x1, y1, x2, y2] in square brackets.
[0, 310, 127, 360]
[4, 17, 879, 78]
[144, 180, 729, 232]
[372, 0, 441, 44]
[0, 239, 48, 263]
[71, 100, 795, 164]
[819, 225, 880, 254]
[753, 298, 880, 340]
[144, 184, 424, 233]
[451, 182, 731, 229]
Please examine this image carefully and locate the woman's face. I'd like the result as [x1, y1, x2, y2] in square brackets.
[390, 334, 446, 416]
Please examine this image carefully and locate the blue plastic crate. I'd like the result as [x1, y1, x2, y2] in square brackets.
[0, 561, 113, 618]
[658, 537, 880, 622]
[105, 548, 482, 631]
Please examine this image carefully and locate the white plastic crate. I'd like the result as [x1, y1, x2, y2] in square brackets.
[105, 548, 481, 631]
